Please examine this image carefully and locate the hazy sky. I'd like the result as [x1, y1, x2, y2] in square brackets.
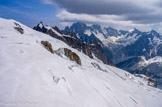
[1, 0, 162, 32]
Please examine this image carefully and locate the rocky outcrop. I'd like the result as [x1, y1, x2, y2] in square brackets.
[14, 22, 24, 34]
[55, 48, 81, 65]
[41, 41, 54, 53]
[64, 48, 81, 65]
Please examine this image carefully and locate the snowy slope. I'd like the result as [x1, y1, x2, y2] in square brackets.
[0, 18, 162, 107]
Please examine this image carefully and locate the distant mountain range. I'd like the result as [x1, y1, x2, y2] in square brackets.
[64, 22, 162, 89]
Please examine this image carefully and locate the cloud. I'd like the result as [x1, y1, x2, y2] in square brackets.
[44, 0, 162, 33]
[155, 0, 162, 7]
[125, 12, 162, 24]
[50, 0, 152, 15]
[56, 10, 143, 27]
[47, 0, 162, 24]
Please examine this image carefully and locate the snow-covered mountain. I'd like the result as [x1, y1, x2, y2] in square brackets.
[65, 22, 162, 62]
[65, 22, 162, 89]
[1, 18, 162, 107]
[65, 22, 143, 47]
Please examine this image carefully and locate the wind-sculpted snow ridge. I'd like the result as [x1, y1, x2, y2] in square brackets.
[0, 18, 162, 107]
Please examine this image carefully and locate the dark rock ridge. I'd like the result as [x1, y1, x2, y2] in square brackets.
[33, 22, 113, 65]
[41, 41, 54, 54]
[33, 22, 66, 42]
[53, 26, 63, 34]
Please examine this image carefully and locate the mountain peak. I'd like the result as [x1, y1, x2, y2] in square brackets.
[104, 27, 118, 37]
[40, 21, 43, 24]
[73, 22, 87, 27]
[38, 21, 44, 28]
[150, 29, 158, 34]
[129, 28, 139, 32]
[37, 21, 44, 28]
[149, 29, 160, 38]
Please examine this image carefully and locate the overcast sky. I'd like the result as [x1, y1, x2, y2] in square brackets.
[1, 0, 162, 32]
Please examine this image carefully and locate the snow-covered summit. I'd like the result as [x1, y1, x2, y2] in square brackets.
[0, 18, 162, 107]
